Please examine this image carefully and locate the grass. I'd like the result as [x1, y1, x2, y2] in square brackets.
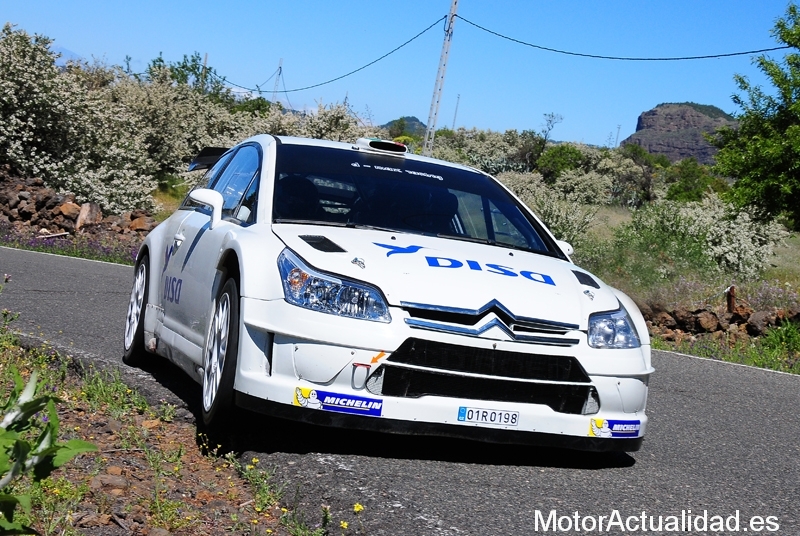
[152, 175, 192, 222]
[764, 232, 800, 288]
[589, 204, 632, 241]
[0, 223, 139, 265]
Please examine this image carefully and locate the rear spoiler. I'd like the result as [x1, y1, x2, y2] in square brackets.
[188, 147, 229, 171]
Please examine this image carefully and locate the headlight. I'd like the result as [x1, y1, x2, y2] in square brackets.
[277, 249, 391, 323]
[588, 307, 640, 349]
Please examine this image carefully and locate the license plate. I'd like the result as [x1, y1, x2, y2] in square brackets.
[457, 406, 519, 426]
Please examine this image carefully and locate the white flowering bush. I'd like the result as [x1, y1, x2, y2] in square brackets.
[680, 195, 788, 278]
[497, 171, 597, 249]
[0, 25, 157, 212]
[602, 195, 788, 285]
[432, 128, 519, 172]
[554, 168, 613, 205]
[0, 25, 387, 212]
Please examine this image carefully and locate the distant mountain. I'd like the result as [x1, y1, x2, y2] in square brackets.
[51, 45, 82, 66]
[620, 103, 737, 164]
[381, 116, 427, 138]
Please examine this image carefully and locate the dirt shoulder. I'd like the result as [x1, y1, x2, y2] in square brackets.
[5, 332, 295, 536]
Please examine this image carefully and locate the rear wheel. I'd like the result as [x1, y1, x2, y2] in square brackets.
[123, 255, 150, 366]
[202, 278, 240, 426]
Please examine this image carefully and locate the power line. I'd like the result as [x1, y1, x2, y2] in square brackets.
[208, 15, 446, 95]
[455, 14, 790, 61]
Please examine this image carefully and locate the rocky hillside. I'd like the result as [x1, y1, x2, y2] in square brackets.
[620, 103, 737, 164]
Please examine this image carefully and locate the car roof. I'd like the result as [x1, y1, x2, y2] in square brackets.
[270, 135, 484, 175]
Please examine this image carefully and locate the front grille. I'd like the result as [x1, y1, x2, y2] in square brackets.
[367, 366, 593, 414]
[402, 299, 580, 346]
[388, 339, 590, 383]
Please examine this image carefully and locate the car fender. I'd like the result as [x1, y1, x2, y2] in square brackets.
[215, 224, 286, 301]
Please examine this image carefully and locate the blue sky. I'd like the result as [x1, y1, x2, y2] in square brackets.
[3, 1, 792, 145]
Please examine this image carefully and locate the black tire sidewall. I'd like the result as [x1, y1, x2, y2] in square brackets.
[123, 255, 149, 365]
[202, 278, 240, 427]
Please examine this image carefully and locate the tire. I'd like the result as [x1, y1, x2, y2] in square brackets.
[123, 255, 150, 366]
[202, 277, 240, 427]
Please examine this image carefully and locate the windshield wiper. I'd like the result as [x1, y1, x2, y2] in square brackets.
[274, 219, 404, 235]
[436, 233, 551, 256]
[274, 218, 347, 227]
[345, 222, 406, 234]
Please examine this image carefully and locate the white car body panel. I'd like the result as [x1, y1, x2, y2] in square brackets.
[129, 134, 653, 451]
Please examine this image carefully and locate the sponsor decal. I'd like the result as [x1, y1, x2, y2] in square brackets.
[373, 243, 425, 257]
[293, 387, 383, 417]
[163, 276, 182, 304]
[162, 243, 176, 274]
[372, 243, 556, 286]
[589, 418, 641, 438]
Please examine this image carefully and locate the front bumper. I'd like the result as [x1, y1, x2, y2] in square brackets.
[233, 297, 652, 452]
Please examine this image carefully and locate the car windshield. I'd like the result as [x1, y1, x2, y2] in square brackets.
[273, 143, 562, 257]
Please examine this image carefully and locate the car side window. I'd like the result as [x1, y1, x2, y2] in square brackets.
[181, 150, 235, 210]
[210, 145, 260, 222]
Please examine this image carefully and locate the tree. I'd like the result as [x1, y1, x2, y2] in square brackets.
[617, 143, 670, 207]
[665, 157, 729, 202]
[537, 144, 585, 184]
[709, 3, 800, 228]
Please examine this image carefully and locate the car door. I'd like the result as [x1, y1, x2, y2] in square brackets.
[161, 144, 261, 360]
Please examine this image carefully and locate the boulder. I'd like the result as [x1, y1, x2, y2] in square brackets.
[57, 201, 81, 220]
[129, 216, 156, 232]
[747, 311, 777, 336]
[696, 310, 720, 332]
[672, 307, 696, 332]
[75, 202, 102, 230]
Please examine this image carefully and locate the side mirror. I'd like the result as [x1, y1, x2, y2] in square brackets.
[556, 240, 574, 256]
[189, 189, 224, 230]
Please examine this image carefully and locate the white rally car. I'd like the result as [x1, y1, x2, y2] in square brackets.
[123, 135, 653, 451]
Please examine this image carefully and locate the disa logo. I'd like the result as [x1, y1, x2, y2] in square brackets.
[373, 242, 556, 286]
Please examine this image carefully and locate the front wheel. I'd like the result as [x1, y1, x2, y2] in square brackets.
[202, 278, 240, 427]
[123, 255, 150, 366]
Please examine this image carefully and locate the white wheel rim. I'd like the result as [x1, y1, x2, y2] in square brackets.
[203, 292, 230, 412]
[124, 263, 146, 350]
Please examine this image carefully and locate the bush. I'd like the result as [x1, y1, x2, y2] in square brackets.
[583, 195, 788, 291]
[537, 144, 585, 184]
[497, 171, 597, 250]
[0, 25, 157, 213]
[665, 157, 729, 202]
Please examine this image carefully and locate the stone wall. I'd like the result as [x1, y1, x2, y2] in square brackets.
[638, 287, 800, 344]
[0, 167, 156, 243]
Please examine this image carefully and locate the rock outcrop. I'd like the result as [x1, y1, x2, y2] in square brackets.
[621, 103, 737, 164]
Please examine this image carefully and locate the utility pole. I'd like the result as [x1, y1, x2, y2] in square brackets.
[201, 53, 208, 93]
[422, 0, 459, 157]
[615, 124, 621, 147]
[271, 58, 283, 105]
[452, 93, 460, 130]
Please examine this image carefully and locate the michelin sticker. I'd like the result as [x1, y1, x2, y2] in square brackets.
[294, 387, 383, 417]
[589, 419, 641, 438]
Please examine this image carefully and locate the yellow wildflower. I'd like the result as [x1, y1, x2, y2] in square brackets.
[340, 521, 349, 529]
[353, 503, 364, 513]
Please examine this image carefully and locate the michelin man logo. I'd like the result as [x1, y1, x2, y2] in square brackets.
[295, 387, 323, 409]
[590, 419, 613, 438]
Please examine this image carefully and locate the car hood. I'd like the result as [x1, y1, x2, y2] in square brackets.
[272, 224, 620, 328]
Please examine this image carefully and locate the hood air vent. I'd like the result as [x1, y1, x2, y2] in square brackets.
[572, 270, 600, 289]
[299, 235, 347, 253]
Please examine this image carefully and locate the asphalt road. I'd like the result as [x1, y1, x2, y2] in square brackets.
[2, 245, 799, 535]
